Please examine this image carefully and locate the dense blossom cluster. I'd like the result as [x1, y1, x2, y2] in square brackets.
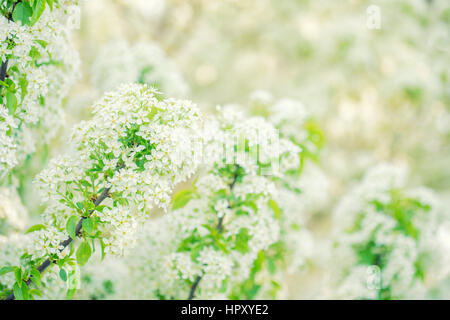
[330, 163, 446, 299]
[36, 83, 201, 255]
[0, 0, 81, 177]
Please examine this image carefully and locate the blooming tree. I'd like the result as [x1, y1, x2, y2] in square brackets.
[0, 0, 449, 301]
[0, 83, 202, 299]
[1, 0, 80, 178]
[330, 164, 446, 299]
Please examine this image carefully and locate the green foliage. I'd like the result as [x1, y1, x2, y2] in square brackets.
[29, 268, 41, 286]
[172, 189, 198, 210]
[12, 1, 32, 25]
[230, 241, 286, 299]
[59, 268, 67, 282]
[82, 217, 95, 235]
[30, 0, 46, 25]
[76, 241, 92, 266]
[25, 224, 46, 234]
[233, 228, 251, 253]
[268, 199, 281, 220]
[5, 91, 17, 114]
[0, 266, 15, 276]
[66, 215, 78, 240]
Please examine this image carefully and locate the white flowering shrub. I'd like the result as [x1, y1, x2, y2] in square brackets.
[0, 83, 202, 299]
[0, 0, 80, 177]
[330, 164, 446, 299]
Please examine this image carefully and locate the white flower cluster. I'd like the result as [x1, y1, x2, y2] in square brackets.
[0, 0, 81, 177]
[29, 83, 202, 260]
[91, 40, 188, 98]
[246, 92, 330, 296]
[330, 163, 446, 299]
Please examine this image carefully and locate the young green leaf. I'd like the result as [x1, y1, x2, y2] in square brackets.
[46, 0, 54, 11]
[66, 288, 76, 300]
[0, 266, 15, 276]
[13, 282, 24, 300]
[76, 241, 92, 266]
[6, 92, 17, 114]
[21, 282, 29, 300]
[12, 1, 33, 25]
[268, 199, 281, 220]
[82, 217, 94, 234]
[99, 238, 106, 260]
[59, 269, 67, 282]
[30, 269, 41, 286]
[14, 267, 22, 284]
[66, 215, 78, 239]
[171, 189, 197, 210]
[29, 288, 43, 297]
[25, 224, 47, 234]
[30, 0, 46, 25]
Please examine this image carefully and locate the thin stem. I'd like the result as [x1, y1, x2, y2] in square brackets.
[187, 165, 240, 300]
[187, 275, 203, 300]
[0, 60, 8, 83]
[5, 187, 111, 300]
[1, 1, 21, 86]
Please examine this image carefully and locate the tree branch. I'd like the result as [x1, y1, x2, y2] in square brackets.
[5, 162, 125, 300]
[5, 187, 111, 300]
[0, 60, 8, 83]
[0, 1, 22, 87]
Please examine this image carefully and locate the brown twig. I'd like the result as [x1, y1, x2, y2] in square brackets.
[5, 187, 111, 300]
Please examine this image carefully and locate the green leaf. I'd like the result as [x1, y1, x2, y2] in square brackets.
[21, 282, 29, 300]
[18, 77, 28, 101]
[14, 267, 22, 284]
[35, 39, 48, 48]
[6, 92, 17, 114]
[76, 241, 92, 266]
[30, 0, 46, 25]
[82, 218, 94, 234]
[46, 0, 54, 11]
[66, 288, 76, 300]
[25, 224, 47, 234]
[267, 258, 277, 275]
[12, 2, 33, 25]
[99, 238, 106, 260]
[30, 269, 41, 286]
[234, 228, 251, 253]
[13, 282, 24, 300]
[59, 269, 67, 282]
[268, 199, 281, 220]
[29, 288, 42, 297]
[66, 216, 78, 240]
[171, 189, 197, 210]
[0, 266, 15, 276]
